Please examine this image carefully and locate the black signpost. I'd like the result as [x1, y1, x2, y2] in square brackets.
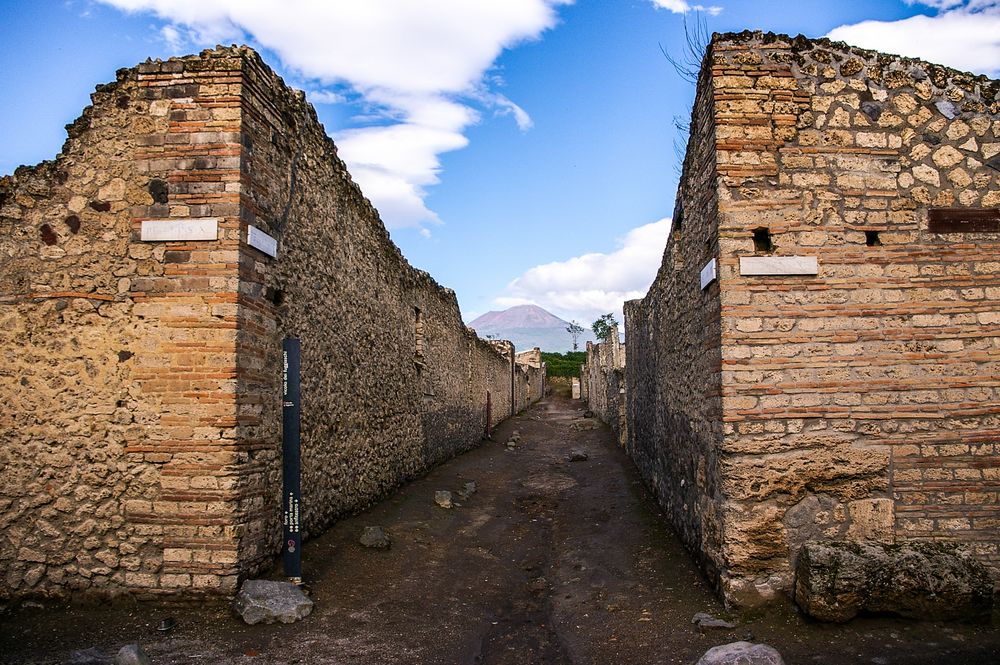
[282, 338, 302, 584]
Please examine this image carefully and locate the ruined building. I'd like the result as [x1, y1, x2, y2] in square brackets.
[580, 327, 626, 447]
[0, 47, 543, 601]
[624, 32, 999, 606]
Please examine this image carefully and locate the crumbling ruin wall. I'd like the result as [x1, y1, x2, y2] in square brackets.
[628, 31, 1000, 607]
[514, 347, 546, 408]
[581, 327, 626, 445]
[0, 47, 539, 602]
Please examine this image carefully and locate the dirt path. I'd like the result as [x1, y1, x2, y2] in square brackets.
[2, 394, 998, 664]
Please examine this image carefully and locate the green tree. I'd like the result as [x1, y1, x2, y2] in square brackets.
[591, 313, 618, 342]
[565, 320, 584, 351]
[540, 351, 586, 377]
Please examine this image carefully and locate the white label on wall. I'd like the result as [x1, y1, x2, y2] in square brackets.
[247, 225, 278, 258]
[140, 218, 218, 242]
[739, 256, 818, 276]
[700, 258, 718, 290]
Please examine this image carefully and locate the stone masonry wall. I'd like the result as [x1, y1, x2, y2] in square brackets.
[628, 31, 1000, 607]
[624, 51, 728, 591]
[713, 32, 999, 605]
[0, 47, 540, 602]
[514, 347, 546, 411]
[1, 51, 248, 601]
[581, 326, 626, 446]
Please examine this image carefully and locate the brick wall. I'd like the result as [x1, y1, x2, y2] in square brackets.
[627, 31, 1000, 607]
[0, 47, 542, 602]
[714, 32, 1000, 604]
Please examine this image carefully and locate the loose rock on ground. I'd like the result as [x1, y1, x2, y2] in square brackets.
[359, 526, 391, 550]
[692, 612, 736, 630]
[696, 641, 785, 665]
[232, 580, 314, 625]
[434, 490, 454, 509]
[113, 645, 151, 665]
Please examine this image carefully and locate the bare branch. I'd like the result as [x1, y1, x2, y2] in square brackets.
[659, 12, 711, 85]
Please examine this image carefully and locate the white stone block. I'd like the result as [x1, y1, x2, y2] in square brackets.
[700, 258, 717, 290]
[247, 225, 278, 258]
[739, 255, 818, 276]
[140, 218, 218, 242]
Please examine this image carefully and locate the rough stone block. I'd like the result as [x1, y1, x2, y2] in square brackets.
[232, 579, 313, 625]
[696, 641, 785, 665]
[113, 645, 151, 665]
[794, 541, 994, 622]
[359, 526, 391, 550]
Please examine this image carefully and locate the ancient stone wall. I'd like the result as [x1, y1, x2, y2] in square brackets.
[514, 347, 546, 408]
[0, 47, 540, 602]
[581, 327, 626, 445]
[627, 31, 1000, 607]
[1, 51, 249, 601]
[624, 50, 727, 591]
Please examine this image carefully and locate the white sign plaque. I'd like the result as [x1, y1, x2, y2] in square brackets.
[140, 218, 218, 242]
[247, 225, 278, 258]
[700, 258, 717, 290]
[739, 256, 818, 276]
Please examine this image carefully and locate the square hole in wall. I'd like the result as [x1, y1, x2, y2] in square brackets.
[752, 227, 773, 253]
[865, 230, 882, 246]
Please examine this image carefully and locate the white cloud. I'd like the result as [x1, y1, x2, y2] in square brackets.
[334, 120, 471, 227]
[98, 0, 572, 229]
[306, 90, 345, 105]
[159, 24, 184, 51]
[649, 0, 723, 17]
[496, 218, 671, 324]
[827, 1, 1000, 77]
[484, 93, 534, 131]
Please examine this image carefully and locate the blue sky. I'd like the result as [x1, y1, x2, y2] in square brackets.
[2, 0, 998, 325]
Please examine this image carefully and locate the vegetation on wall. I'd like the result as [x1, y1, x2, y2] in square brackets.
[591, 313, 618, 341]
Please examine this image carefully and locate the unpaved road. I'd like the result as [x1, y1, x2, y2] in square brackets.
[2, 394, 998, 664]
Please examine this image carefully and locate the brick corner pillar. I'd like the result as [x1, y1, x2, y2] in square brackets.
[124, 49, 247, 598]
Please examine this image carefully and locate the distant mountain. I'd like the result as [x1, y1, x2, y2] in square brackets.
[468, 304, 596, 353]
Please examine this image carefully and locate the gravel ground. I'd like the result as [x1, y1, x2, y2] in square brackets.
[2, 393, 998, 664]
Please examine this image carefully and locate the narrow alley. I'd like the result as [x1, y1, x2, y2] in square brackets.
[2, 393, 998, 665]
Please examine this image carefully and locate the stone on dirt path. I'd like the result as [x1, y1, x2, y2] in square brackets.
[692, 612, 736, 629]
[434, 490, 454, 508]
[359, 526, 391, 550]
[794, 541, 994, 623]
[696, 641, 785, 665]
[63, 647, 110, 665]
[568, 450, 588, 462]
[232, 580, 313, 625]
[114, 644, 151, 665]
